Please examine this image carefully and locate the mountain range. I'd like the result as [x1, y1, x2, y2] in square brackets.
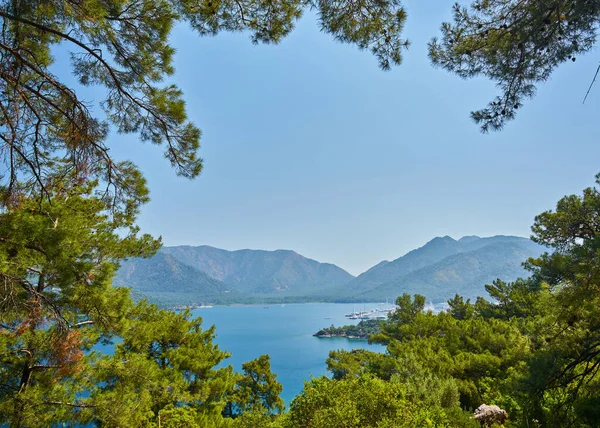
[338, 235, 545, 302]
[114, 235, 546, 306]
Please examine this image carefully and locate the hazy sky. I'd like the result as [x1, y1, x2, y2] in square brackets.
[57, 2, 600, 275]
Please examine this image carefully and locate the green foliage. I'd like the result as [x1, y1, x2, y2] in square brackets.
[0, 183, 286, 427]
[389, 293, 426, 324]
[315, 319, 384, 339]
[515, 173, 600, 427]
[225, 354, 284, 418]
[373, 297, 532, 410]
[0, 0, 410, 207]
[317, 0, 409, 69]
[447, 294, 474, 320]
[91, 302, 238, 426]
[429, 0, 600, 132]
[478, 278, 542, 320]
[284, 375, 476, 428]
[326, 174, 600, 427]
[0, 181, 160, 426]
[156, 405, 202, 428]
[326, 348, 397, 380]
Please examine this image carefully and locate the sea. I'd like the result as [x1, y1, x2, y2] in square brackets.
[189, 303, 387, 404]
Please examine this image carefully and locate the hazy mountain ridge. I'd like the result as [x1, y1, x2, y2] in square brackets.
[115, 235, 546, 305]
[354, 240, 545, 302]
[345, 235, 463, 292]
[115, 246, 356, 304]
[161, 246, 354, 294]
[114, 252, 241, 305]
[343, 235, 542, 298]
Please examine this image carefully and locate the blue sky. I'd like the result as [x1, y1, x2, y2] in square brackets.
[58, 2, 600, 275]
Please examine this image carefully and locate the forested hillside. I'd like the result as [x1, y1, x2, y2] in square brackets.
[162, 246, 354, 294]
[115, 252, 242, 305]
[117, 236, 544, 305]
[351, 238, 545, 302]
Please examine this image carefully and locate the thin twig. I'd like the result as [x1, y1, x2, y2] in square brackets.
[583, 62, 600, 104]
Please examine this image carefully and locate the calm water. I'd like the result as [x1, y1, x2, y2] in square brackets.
[191, 303, 386, 404]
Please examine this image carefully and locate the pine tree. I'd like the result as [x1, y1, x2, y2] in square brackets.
[429, 0, 600, 132]
[0, 177, 160, 426]
[0, 0, 409, 206]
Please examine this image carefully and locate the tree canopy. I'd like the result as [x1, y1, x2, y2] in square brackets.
[1, 0, 598, 210]
[0, 181, 285, 426]
[429, 0, 600, 132]
[0, 0, 410, 206]
[0, 181, 159, 425]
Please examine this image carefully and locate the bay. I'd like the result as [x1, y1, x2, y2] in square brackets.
[190, 303, 386, 405]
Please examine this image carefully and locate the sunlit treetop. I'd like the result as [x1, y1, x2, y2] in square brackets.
[0, 0, 408, 208]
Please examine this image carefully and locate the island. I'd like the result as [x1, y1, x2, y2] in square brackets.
[313, 319, 385, 340]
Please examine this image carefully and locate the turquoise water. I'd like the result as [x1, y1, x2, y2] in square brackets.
[191, 303, 386, 404]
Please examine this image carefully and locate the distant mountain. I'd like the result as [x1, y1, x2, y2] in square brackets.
[160, 246, 354, 295]
[114, 236, 547, 306]
[345, 236, 462, 293]
[114, 252, 240, 306]
[116, 246, 355, 305]
[457, 235, 482, 244]
[334, 236, 545, 303]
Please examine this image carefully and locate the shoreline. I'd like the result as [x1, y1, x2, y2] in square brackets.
[313, 333, 369, 340]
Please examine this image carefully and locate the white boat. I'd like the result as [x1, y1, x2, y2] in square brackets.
[345, 305, 359, 317]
